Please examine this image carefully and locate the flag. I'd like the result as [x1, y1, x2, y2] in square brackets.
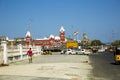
[73, 30, 78, 35]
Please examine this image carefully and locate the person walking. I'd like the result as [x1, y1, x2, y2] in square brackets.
[27, 48, 33, 63]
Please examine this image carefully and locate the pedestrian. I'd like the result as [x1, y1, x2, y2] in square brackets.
[27, 48, 33, 63]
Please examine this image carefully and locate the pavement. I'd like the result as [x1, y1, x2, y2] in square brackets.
[0, 55, 93, 80]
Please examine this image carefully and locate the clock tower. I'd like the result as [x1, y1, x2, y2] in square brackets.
[25, 31, 32, 46]
[60, 26, 65, 43]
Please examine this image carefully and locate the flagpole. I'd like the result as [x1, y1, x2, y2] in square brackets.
[76, 34, 78, 41]
[73, 30, 78, 41]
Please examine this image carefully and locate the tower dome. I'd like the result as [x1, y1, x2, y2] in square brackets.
[26, 31, 31, 37]
[50, 34, 54, 39]
[60, 26, 65, 32]
[55, 36, 60, 40]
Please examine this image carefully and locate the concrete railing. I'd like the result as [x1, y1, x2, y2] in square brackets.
[0, 41, 42, 65]
[0, 46, 4, 65]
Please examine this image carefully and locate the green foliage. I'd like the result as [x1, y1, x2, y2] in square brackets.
[81, 40, 91, 46]
[111, 40, 120, 46]
[91, 40, 103, 46]
[66, 37, 74, 41]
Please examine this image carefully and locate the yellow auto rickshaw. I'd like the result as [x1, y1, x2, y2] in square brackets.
[114, 47, 120, 64]
[42, 50, 52, 55]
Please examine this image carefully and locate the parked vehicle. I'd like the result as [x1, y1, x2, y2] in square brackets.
[61, 49, 67, 54]
[75, 49, 92, 55]
[92, 47, 98, 53]
[61, 49, 76, 55]
[114, 47, 120, 64]
[42, 50, 52, 55]
[84, 49, 92, 55]
[98, 48, 105, 53]
[75, 49, 85, 55]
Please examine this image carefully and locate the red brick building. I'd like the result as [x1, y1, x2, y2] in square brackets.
[25, 26, 66, 47]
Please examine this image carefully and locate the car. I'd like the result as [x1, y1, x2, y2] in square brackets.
[66, 49, 76, 55]
[98, 49, 105, 53]
[75, 49, 85, 55]
[84, 49, 92, 55]
[75, 49, 92, 55]
[61, 49, 76, 55]
[92, 47, 98, 53]
[61, 49, 67, 54]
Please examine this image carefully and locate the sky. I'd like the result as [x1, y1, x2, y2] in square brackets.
[0, 0, 120, 43]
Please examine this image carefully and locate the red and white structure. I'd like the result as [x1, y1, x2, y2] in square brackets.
[25, 26, 66, 47]
[25, 31, 32, 46]
[60, 26, 65, 42]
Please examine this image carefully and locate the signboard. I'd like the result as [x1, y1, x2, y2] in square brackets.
[66, 41, 78, 48]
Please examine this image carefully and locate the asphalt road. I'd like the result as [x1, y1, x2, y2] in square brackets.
[89, 52, 120, 80]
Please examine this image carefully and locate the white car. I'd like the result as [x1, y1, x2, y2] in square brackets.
[84, 49, 92, 55]
[75, 49, 85, 55]
[61, 49, 76, 55]
[61, 49, 67, 54]
[98, 49, 105, 53]
[75, 49, 91, 55]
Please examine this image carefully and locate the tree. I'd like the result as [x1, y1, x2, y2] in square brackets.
[91, 40, 103, 46]
[111, 40, 120, 46]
